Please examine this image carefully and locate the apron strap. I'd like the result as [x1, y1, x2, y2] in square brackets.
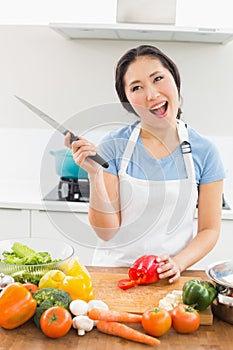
[120, 119, 196, 182]
[119, 122, 141, 174]
[177, 120, 196, 180]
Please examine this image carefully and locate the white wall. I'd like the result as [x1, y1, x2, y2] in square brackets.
[0, 24, 233, 136]
[1, 0, 233, 27]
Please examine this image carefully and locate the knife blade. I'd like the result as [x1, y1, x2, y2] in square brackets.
[15, 96, 109, 168]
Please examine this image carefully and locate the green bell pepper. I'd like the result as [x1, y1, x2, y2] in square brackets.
[182, 279, 217, 311]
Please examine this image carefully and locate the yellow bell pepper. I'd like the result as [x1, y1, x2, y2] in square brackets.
[38, 270, 66, 289]
[38, 257, 94, 302]
[60, 256, 94, 301]
[61, 256, 91, 277]
[60, 274, 94, 301]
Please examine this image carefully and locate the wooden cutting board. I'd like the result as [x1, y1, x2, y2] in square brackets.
[90, 272, 213, 325]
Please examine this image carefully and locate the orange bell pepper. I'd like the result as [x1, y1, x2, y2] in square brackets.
[0, 282, 37, 329]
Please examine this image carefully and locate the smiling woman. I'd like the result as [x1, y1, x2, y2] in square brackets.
[68, 44, 226, 283]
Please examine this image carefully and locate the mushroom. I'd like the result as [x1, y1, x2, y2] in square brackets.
[87, 299, 109, 311]
[69, 299, 88, 316]
[0, 273, 14, 292]
[72, 315, 94, 336]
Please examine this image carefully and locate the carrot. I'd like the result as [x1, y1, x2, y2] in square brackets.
[88, 307, 142, 323]
[96, 320, 160, 345]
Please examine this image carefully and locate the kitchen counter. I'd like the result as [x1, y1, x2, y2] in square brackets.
[0, 181, 89, 213]
[1, 181, 233, 219]
[0, 267, 232, 350]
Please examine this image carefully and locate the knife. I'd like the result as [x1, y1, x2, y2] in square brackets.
[15, 96, 109, 168]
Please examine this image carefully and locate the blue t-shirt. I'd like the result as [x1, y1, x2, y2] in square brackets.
[98, 121, 226, 186]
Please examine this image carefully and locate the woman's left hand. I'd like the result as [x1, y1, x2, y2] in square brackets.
[156, 254, 181, 284]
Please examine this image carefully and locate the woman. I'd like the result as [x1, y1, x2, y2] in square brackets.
[69, 45, 225, 283]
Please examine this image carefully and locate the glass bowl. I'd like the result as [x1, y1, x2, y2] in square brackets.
[0, 237, 74, 285]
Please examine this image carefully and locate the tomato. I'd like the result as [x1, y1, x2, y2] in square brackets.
[117, 279, 137, 290]
[141, 307, 172, 337]
[171, 304, 200, 334]
[40, 306, 72, 338]
[23, 283, 39, 294]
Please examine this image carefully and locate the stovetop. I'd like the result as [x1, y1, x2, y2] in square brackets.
[43, 178, 89, 202]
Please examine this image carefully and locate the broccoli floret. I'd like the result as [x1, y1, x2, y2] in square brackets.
[33, 287, 72, 309]
[33, 299, 54, 329]
[33, 288, 72, 329]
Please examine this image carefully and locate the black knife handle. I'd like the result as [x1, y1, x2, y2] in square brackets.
[70, 135, 109, 169]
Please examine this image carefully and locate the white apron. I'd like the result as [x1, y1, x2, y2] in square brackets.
[92, 120, 198, 266]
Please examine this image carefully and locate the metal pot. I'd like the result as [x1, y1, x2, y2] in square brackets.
[50, 149, 88, 179]
[211, 296, 233, 324]
[206, 260, 233, 324]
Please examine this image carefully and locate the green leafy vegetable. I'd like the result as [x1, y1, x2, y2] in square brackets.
[11, 270, 48, 285]
[1, 242, 59, 265]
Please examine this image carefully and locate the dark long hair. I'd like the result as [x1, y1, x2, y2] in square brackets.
[115, 45, 182, 119]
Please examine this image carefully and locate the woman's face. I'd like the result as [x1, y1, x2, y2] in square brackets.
[124, 56, 179, 129]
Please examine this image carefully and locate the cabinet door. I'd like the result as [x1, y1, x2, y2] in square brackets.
[0, 208, 30, 239]
[191, 220, 233, 270]
[31, 210, 97, 265]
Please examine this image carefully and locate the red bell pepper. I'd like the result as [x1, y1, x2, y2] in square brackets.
[118, 255, 164, 290]
[117, 279, 137, 290]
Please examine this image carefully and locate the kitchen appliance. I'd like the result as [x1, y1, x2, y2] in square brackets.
[15, 96, 109, 169]
[44, 177, 89, 202]
[45, 148, 89, 202]
[116, 0, 177, 25]
[206, 260, 233, 324]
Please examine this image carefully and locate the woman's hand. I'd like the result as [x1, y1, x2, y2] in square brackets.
[72, 136, 101, 174]
[64, 132, 73, 149]
[156, 254, 181, 284]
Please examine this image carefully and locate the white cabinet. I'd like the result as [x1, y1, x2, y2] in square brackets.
[1, 207, 232, 269]
[190, 219, 233, 270]
[0, 208, 30, 239]
[30, 210, 97, 265]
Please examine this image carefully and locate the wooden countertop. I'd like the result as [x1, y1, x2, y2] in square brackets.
[1, 267, 232, 350]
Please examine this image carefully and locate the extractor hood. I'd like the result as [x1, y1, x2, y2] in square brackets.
[50, 22, 233, 44]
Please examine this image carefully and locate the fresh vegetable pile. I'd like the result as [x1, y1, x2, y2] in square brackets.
[0, 250, 218, 345]
[0, 254, 96, 339]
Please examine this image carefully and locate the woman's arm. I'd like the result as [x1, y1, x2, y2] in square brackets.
[88, 171, 121, 241]
[72, 137, 121, 241]
[157, 180, 223, 283]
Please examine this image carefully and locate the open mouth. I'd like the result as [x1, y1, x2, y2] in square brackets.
[149, 101, 168, 117]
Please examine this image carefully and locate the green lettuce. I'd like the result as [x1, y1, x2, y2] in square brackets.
[1, 242, 58, 265]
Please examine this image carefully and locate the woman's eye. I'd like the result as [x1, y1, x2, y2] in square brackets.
[154, 76, 163, 82]
[132, 85, 141, 92]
